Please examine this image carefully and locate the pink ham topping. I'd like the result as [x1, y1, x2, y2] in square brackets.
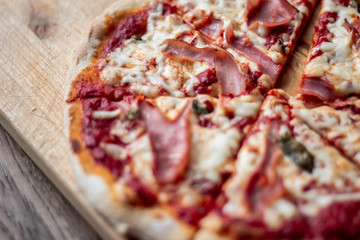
[140, 101, 192, 184]
[225, 28, 281, 80]
[246, 0, 298, 27]
[245, 121, 286, 211]
[195, 16, 224, 40]
[163, 39, 246, 96]
[299, 76, 336, 102]
[344, 19, 360, 49]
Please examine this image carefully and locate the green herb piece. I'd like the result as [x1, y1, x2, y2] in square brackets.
[132, 34, 143, 41]
[192, 100, 209, 115]
[126, 109, 140, 120]
[350, 0, 360, 10]
[278, 39, 286, 53]
[271, 133, 314, 173]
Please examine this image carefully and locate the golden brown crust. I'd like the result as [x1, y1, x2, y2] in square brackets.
[77, 0, 150, 65]
[66, 0, 151, 102]
[67, 101, 117, 183]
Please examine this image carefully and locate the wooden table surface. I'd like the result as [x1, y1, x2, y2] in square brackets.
[0, 125, 102, 240]
[0, 0, 127, 239]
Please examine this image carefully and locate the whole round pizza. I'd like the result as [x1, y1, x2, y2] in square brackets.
[65, 0, 360, 239]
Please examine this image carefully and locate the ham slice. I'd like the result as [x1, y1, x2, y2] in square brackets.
[245, 122, 286, 211]
[140, 101, 192, 184]
[195, 16, 223, 40]
[344, 19, 360, 49]
[299, 76, 336, 102]
[225, 28, 281, 80]
[102, 8, 149, 58]
[163, 39, 246, 96]
[246, 0, 298, 27]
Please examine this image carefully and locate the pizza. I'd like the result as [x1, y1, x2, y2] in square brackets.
[65, 0, 360, 239]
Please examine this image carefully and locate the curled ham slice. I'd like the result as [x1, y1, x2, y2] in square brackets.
[163, 39, 246, 96]
[299, 76, 336, 102]
[344, 19, 360, 49]
[140, 101, 192, 184]
[195, 16, 223, 40]
[246, 0, 298, 27]
[245, 121, 286, 211]
[225, 28, 281, 80]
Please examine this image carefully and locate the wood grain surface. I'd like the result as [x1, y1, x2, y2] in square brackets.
[0, 125, 101, 240]
[0, 0, 124, 239]
[0, 0, 320, 239]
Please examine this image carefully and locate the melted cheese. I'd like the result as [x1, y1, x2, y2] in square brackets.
[293, 104, 360, 163]
[189, 126, 241, 182]
[229, 94, 263, 118]
[100, 3, 211, 97]
[153, 96, 190, 120]
[301, 192, 360, 216]
[127, 135, 156, 185]
[92, 109, 122, 119]
[222, 131, 264, 217]
[263, 199, 297, 229]
[261, 94, 289, 120]
[219, 92, 360, 231]
[103, 143, 128, 160]
[111, 120, 144, 144]
[304, 0, 360, 96]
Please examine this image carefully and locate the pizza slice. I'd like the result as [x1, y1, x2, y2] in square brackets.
[66, 91, 262, 239]
[176, 0, 316, 90]
[196, 89, 360, 239]
[299, 0, 360, 103]
[68, 0, 254, 99]
[69, 0, 315, 101]
[291, 98, 360, 166]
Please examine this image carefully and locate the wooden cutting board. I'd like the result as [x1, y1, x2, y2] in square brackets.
[0, 0, 320, 239]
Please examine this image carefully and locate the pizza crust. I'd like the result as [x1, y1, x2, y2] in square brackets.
[65, 0, 151, 97]
[64, 1, 197, 239]
[71, 150, 195, 240]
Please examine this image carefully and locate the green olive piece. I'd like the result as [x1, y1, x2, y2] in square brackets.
[270, 133, 314, 173]
[192, 100, 209, 115]
[126, 109, 141, 120]
[132, 34, 143, 41]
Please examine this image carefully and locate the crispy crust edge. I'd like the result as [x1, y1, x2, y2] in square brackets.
[65, 0, 152, 97]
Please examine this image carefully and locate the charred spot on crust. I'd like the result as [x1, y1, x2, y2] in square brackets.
[71, 139, 81, 153]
